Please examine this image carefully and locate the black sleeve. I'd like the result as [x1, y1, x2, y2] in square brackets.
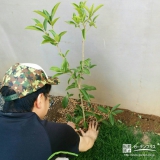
[42, 121, 80, 155]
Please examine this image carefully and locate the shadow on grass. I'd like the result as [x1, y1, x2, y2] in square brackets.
[71, 122, 160, 160]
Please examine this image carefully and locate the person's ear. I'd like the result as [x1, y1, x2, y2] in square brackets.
[34, 93, 43, 109]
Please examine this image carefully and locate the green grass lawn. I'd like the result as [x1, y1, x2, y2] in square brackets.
[72, 122, 160, 160]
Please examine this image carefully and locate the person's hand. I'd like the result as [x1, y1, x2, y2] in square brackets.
[78, 121, 99, 151]
[79, 121, 99, 141]
[67, 121, 76, 129]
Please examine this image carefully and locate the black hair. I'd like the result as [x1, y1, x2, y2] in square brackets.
[0, 84, 51, 113]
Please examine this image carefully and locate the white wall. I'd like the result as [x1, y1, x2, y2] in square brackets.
[1, 0, 160, 116]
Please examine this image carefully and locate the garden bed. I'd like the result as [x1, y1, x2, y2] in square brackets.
[46, 96, 160, 134]
[46, 97, 160, 160]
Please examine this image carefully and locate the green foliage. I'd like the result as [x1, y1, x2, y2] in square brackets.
[26, 3, 66, 46]
[66, 2, 104, 29]
[26, 1, 122, 128]
[98, 104, 123, 125]
[62, 92, 73, 108]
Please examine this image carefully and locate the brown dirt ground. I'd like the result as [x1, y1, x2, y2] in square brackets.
[46, 96, 160, 134]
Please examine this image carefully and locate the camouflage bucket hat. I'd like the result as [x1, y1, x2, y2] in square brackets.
[1, 63, 59, 101]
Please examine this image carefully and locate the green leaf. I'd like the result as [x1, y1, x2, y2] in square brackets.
[66, 82, 77, 90]
[89, 4, 94, 17]
[94, 114, 103, 121]
[42, 35, 52, 40]
[66, 21, 76, 27]
[71, 70, 76, 79]
[51, 2, 61, 19]
[85, 111, 95, 117]
[80, 89, 90, 102]
[49, 30, 56, 37]
[88, 94, 95, 99]
[61, 58, 69, 72]
[41, 39, 53, 44]
[34, 10, 49, 20]
[75, 105, 82, 112]
[93, 15, 99, 22]
[50, 66, 61, 72]
[68, 77, 72, 84]
[111, 112, 116, 116]
[109, 114, 114, 125]
[84, 58, 91, 66]
[43, 10, 50, 20]
[51, 17, 60, 26]
[90, 64, 96, 68]
[82, 29, 86, 40]
[75, 7, 83, 17]
[50, 41, 58, 46]
[83, 68, 90, 74]
[101, 120, 108, 125]
[111, 104, 121, 112]
[84, 5, 90, 13]
[66, 114, 72, 121]
[65, 50, 70, 56]
[113, 110, 123, 114]
[68, 93, 74, 97]
[73, 3, 82, 15]
[72, 16, 81, 24]
[82, 12, 86, 21]
[52, 72, 63, 78]
[97, 106, 109, 114]
[83, 1, 87, 6]
[88, 102, 92, 108]
[79, 1, 84, 7]
[118, 120, 123, 123]
[25, 26, 44, 32]
[35, 23, 43, 28]
[77, 74, 81, 80]
[59, 31, 67, 38]
[76, 66, 81, 72]
[89, 21, 94, 27]
[93, 23, 97, 28]
[62, 96, 68, 108]
[55, 34, 60, 42]
[82, 84, 96, 91]
[107, 107, 110, 111]
[83, 121, 88, 129]
[59, 31, 67, 42]
[72, 3, 79, 8]
[32, 18, 41, 24]
[43, 19, 48, 31]
[74, 105, 83, 117]
[93, 4, 103, 14]
[75, 116, 83, 124]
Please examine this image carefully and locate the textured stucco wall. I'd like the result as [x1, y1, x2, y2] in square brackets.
[1, 0, 160, 116]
